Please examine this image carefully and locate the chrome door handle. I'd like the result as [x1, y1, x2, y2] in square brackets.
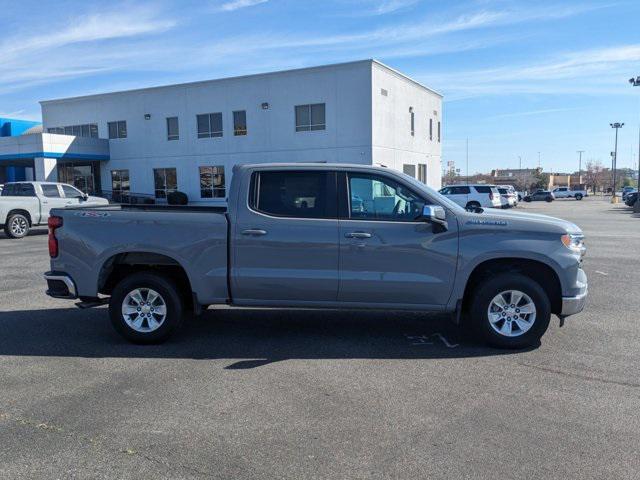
[242, 229, 267, 236]
[345, 232, 372, 239]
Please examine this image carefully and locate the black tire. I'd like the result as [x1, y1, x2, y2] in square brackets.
[575, 193, 583, 200]
[468, 273, 551, 349]
[524, 197, 532, 202]
[466, 201, 481, 210]
[4, 213, 30, 239]
[109, 272, 184, 344]
[545, 196, 553, 202]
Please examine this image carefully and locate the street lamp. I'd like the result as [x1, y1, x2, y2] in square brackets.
[610, 122, 624, 203]
[629, 76, 640, 212]
[577, 150, 585, 189]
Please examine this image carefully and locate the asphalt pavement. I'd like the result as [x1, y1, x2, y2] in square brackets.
[0, 197, 639, 479]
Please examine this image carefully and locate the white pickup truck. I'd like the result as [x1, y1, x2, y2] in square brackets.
[552, 187, 587, 200]
[0, 181, 108, 238]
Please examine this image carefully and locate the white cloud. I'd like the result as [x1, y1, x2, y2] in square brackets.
[369, 0, 420, 15]
[216, 0, 268, 12]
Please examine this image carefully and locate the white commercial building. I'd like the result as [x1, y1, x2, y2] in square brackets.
[11, 60, 443, 201]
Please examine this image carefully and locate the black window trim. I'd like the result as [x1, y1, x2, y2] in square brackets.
[247, 170, 338, 220]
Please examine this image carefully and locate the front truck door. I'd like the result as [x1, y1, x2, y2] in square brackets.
[338, 172, 459, 308]
[231, 170, 340, 305]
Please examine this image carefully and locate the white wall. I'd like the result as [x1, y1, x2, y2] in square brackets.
[42, 61, 374, 201]
[371, 63, 442, 190]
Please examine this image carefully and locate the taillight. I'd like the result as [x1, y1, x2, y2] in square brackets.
[48, 216, 63, 258]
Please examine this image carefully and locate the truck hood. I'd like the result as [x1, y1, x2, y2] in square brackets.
[460, 208, 582, 235]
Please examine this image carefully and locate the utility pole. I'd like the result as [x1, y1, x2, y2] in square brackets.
[537, 152, 541, 169]
[577, 150, 585, 188]
[518, 155, 522, 191]
[630, 76, 640, 212]
[610, 123, 624, 203]
[466, 137, 469, 185]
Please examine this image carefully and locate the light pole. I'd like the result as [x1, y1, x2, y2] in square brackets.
[629, 76, 640, 212]
[518, 155, 522, 191]
[610, 123, 624, 203]
[577, 150, 585, 189]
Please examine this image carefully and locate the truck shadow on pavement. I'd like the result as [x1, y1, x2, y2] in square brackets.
[0, 307, 535, 368]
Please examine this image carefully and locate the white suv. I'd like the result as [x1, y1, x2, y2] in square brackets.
[439, 184, 503, 210]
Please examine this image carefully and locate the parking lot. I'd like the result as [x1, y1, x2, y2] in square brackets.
[0, 197, 639, 479]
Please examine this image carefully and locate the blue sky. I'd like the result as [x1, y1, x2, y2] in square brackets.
[1, 0, 640, 174]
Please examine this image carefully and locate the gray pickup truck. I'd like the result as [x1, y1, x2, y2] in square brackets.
[44, 163, 587, 348]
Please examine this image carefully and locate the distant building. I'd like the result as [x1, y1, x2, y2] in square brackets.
[0, 118, 42, 183]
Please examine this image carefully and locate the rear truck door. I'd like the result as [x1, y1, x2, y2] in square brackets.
[38, 184, 69, 220]
[231, 169, 340, 304]
[337, 171, 459, 308]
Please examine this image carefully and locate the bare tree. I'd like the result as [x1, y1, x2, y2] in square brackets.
[584, 160, 607, 193]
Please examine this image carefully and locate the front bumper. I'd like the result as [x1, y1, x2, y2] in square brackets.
[561, 289, 588, 316]
[44, 272, 77, 299]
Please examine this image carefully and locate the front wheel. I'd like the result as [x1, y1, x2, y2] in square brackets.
[4, 213, 30, 239]
[109, 272, 184, 344]
[545, 196, 553, 202]
[468, 273, 551, 349]
[524, 197, 532, 202]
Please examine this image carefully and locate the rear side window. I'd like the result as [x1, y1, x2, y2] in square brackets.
[41, 184, 61, 198]
[474, 186, 492, 194]
[450, 186, 470, 195]
[250, 171, 336, 219]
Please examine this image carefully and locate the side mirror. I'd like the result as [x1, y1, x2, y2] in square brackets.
[421, 205, 448, 230]
[78, 194, 88, 201]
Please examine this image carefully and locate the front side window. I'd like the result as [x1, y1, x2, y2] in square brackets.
[348, 174, 425, 222]
[111, 170, 130, 201]
[61, 184, 83, 198]
[197, 113, 223, 138]
[295, 103, 325, 132]
[108, 121, 127, 139]
[153, 168, 177, 199]
[199, 166, 226, 198]
[167, 117, 179, 141]
[41, 184, 61, 198]
[233, 111, 247, 136]
[251, 170, 335, 219]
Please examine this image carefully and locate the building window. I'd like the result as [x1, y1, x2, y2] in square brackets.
[108, 121, 127, 139]
[47, 124, 98, 138]
[410, 107, 415, 136]
[295, 103, 325, 132]
[197, 113, 223, 138]
[166, 117, 179, 141]
[233, 111, 247, 136]
[199, 166, 226, 198]
[111, 170, 130, 201]
[403, 164, 416, 178]
[418, 164, 427, 183]
[429, 119, 433, 141]
[438, 121, 441, 143]
[153, 168, 177, 199]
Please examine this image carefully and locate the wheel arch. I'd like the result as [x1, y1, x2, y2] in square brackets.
[462, 257, 563, 314]
[98, 252, 196, 310]
[6, 209, 32, 226]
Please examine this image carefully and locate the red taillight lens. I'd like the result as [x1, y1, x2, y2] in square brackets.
[48, 216, 63, 258]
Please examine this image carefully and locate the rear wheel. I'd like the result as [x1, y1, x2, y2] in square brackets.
[4, 213, 30, 239]
[468, 273, 551, 349]
[575, 193, 583, 200]
[545, 196, 553, 202]
[109, 272, 184, 344]
[524, 197, 532, 202]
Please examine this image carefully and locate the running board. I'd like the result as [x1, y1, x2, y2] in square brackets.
[75, 298, 109, 309]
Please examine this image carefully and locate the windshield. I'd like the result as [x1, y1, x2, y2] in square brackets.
[398, 173, 466, 213]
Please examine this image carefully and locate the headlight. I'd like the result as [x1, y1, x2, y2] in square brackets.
[561, 233, 585, 255]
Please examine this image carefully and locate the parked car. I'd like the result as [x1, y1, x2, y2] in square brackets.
[497, 187, 517, 208]
[45, 163, 588, 349]
[0, 181, 108, 238]
[622, 187, 637, 202]
[438, 184, 503, 210]
[524, 190, 555, 202]
[552, 187, 587, 200]
[624, 191, 638, 207]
